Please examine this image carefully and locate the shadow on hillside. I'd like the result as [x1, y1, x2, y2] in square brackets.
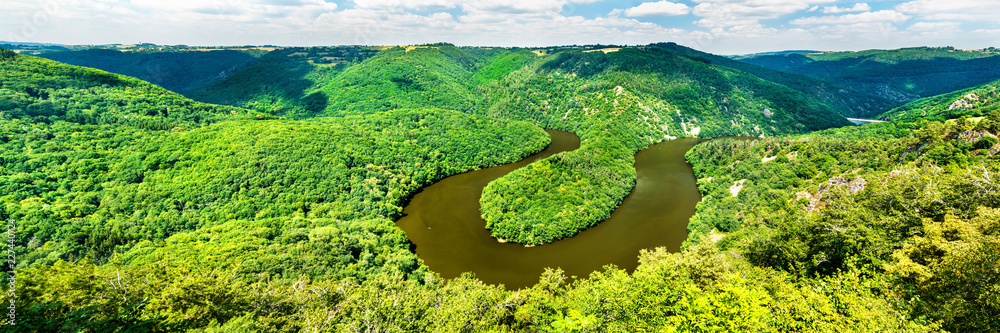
[185, 49, 330, 118]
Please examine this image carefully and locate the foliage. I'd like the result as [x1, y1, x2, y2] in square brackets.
[738, 47, 1000, 103]
[188, 47, 378, 118]
[10, 44, 964, 332]
[318, 45, 494, 115]
[881, 79, 1000, 123]
[27, 45, 854, 245]
[9, 243, 938, 332]
[37, 48, 261, 92]
[0, 47, 16, 62]
[477, 46, 850, 244]
[685, 107, 1000, 331]
[652, 42, 896, 118]
[0, 54, 268, 129]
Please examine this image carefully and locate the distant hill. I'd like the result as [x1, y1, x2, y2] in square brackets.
[187, 46, 380, 118]
[36, 48, 263, 92]
[737, 46, 1000, 104]
[651, 43, 896, 118]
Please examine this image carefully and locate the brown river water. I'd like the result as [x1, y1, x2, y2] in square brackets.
[396, 130, 705, 290]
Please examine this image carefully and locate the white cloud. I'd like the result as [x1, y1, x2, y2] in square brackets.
[691, 0, 835, 28]
[352, 0, 460, 10]
[896, 0, 1000, 21]
[822, 3, 870, 14]
[908, 21, 960, 31]
[624, 1, 691, 17]
[1, 0, 996, 55]
[790, 10, 911, 25]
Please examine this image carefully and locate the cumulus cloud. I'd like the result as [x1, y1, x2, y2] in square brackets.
[1, 0, 996, 54]
[896, 0, 1000, 21]
[690, 0, 835, 28]
[908, 21, 961, 31]
[352, 0, 460, 10]
[822, 3, 870, 14]
[790, 10, 911, 25]
[624, 1, 691, 17]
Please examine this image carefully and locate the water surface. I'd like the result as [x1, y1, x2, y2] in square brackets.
[397, 130, 704, 289]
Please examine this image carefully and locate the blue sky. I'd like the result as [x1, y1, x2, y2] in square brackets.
[3, 0, 999, 54]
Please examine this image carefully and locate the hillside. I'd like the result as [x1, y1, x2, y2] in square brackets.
[651, 43, 896, 118]
[187, 46, 380, 117]
[0, 52, 266, 129]
[684, 106, 1000, 332]
[880, 78, 1000, 123]
[738, 47, 1000, 103]
[36, 48, 263, 92]
[476, 45, 851, 244]
[9, 43, 1000, 331]
[5, 46, 975, 332]
[181, 44, 853, 245]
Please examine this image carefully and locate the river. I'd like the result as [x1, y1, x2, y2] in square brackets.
[396, 130, 705, 290]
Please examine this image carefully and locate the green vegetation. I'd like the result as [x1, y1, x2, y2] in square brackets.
[13, 242, 940, 332]
[319, 45, 493, 114]
[37, 48, 261, 92]
[684, 105, 1000, 332]
[19, 44, 991, 331]
[881, 78, 1000, 123]
[0, 47, 16, 61]
[188, 46, 379, 118]
[477, 46, 850, 244]
[0, 53, 266, 129]
[174, 44, 852, 245]
[653, 43, 896, 118]
[738, 46, 1000, 103]
[1, 54, 548, 295]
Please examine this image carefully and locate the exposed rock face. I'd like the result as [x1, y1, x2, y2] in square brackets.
[763, 108, 773, 118]
[958, 130, 996, 145]
[948, 93, 980, 110]
[824, 176, 867, 194]
[800, 176, 867, 212]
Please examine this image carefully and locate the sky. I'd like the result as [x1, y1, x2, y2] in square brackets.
[3, 0, 999, 54]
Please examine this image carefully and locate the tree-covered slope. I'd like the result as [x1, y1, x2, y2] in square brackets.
[0, 52, 266, 129]
[1, 50, 550, 277]
[652, 42, 896, 118]
[6, 45, 856, 247]
[684, 105, 1000, 332]
[177, 43, 852, 245]
[738, 47, 1000, 103]
[37, 48, 262, 92]
[187, 46, 379, 118]
[3, 46, 976, 332]
[317, 44, 497, 115]
[880, 78, 1000, 123]
[476, 46, 851, 245]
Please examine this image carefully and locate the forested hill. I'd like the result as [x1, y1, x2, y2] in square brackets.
[736, 47, 1000, 104]
[186, 46, 380, 118]
[37, 48, 263, 92]
[475, 45, 852, 244]
[8, 43, 996, 331]
[187, 43, 856, 245]
[880, 78, 1000, 123]
[0, 52, 268, 129]
[650, 42, 895, 118]
[684, 104, 1000, 333]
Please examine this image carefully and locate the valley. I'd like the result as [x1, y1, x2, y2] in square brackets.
[2, 42, 999, 332]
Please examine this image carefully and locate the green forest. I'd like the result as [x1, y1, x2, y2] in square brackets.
[737, 47, 1000, 104]
[3, 43, 1000, 332]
